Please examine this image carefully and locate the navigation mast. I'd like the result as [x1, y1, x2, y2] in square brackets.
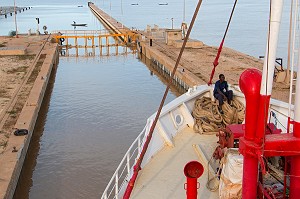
[14, 0, 18, 37]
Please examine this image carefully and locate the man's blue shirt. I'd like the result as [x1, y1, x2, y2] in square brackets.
[214, 80, 228, 95]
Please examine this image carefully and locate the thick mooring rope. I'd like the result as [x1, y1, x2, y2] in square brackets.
[192, 97, 245, 134]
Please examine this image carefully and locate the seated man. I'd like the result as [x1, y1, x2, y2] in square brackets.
[214, 74, 233, 114]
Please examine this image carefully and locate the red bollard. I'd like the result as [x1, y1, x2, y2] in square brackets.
[184, 161, 204, 199]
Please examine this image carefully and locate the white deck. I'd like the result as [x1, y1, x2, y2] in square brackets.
[131, 127, 220, 199]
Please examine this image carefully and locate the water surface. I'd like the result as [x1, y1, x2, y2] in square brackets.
[0, 0, 292, 198]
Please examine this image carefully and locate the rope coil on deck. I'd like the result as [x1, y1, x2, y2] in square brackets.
[192, 97, 245, 134]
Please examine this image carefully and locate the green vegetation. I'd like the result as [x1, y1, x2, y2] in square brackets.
[8, 30, 16, 37]
[27, 56, 45, 84]
[6, 66, 28, 74]
[16, 54, 35, 60]
[7, 110, 17, 115]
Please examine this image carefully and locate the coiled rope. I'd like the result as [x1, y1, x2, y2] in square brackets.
[192, 96, 245, 134]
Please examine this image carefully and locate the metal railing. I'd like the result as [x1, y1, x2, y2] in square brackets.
[101, 119, 152, 199]
[51, 29, 111, 35]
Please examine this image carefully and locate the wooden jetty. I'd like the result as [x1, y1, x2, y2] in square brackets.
[0, 6, 31, 18]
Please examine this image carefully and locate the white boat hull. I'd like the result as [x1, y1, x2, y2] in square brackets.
[101, 84, 291, 199]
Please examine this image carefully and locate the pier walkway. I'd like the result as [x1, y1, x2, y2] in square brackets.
[87, 1, 291, 102]
[88, 2, 130, 35]
[0, 6, 31, 18]
[52, 30, 137, 47]
[52, 29, 137, 57]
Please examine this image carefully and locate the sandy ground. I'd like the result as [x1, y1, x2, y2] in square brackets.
[149, 37, 291, 103]
[0, 35, 50, 153]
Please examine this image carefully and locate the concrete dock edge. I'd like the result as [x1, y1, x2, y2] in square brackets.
[0, 42, 59, 199]
[137, 40, 202, 89]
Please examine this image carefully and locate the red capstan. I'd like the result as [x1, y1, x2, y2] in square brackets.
[184, 161, 204, 199]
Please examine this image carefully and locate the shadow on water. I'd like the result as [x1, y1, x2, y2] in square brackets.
[13, 63, 58, 199]
[138, 53, 186, 97]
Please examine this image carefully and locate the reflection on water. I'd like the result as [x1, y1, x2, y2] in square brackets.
[139, 53, 187, 95]
[14, 50, 183, 199]
[13, 64, 58, 199]
[1, 0, 291, 198]
[61, 45, 137, 57]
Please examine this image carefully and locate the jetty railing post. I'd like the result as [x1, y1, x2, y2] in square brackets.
[93, 47, 95, 56]
[138, 137, 141, 154]
[98, 35, 101, 47]
[115, 173, 119, 199]
[114, 36, 117, 53]
[127, 153, 131, 177]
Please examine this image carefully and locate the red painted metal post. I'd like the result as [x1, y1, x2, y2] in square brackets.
[255, 95, 271, 143]
[238, 69, 262, 199]
[290, 121, 300, 199]
[290, 57, 300, 198]
[184, 161, 204, 199]
[185, 177, 198, 199]
[239, 69, 262, 141]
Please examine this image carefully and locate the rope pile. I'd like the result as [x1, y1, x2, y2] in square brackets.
[192, 96, 245, 134]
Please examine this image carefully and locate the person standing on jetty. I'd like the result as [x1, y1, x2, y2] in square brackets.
[213, 74, 233, 114]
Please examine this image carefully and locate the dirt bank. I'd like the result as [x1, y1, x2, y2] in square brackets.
[146, 36, 291, 103]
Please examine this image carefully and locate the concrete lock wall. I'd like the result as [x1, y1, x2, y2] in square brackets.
[3, 43, 59, 199]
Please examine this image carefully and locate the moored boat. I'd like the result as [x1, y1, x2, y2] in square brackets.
[101, 0, 300, 198]
[71, 21, 87, 26]
[71, 23, 87, 26]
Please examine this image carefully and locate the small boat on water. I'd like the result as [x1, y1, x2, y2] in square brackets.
[102, 0, 300, 198]
[71, 23, 87, 26]
[158, 3, 168, 5]
[131, 3, 138, 6]
[71, 21, 87, 26]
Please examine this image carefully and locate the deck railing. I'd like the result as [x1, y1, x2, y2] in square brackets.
[101, 119, 152, 199]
